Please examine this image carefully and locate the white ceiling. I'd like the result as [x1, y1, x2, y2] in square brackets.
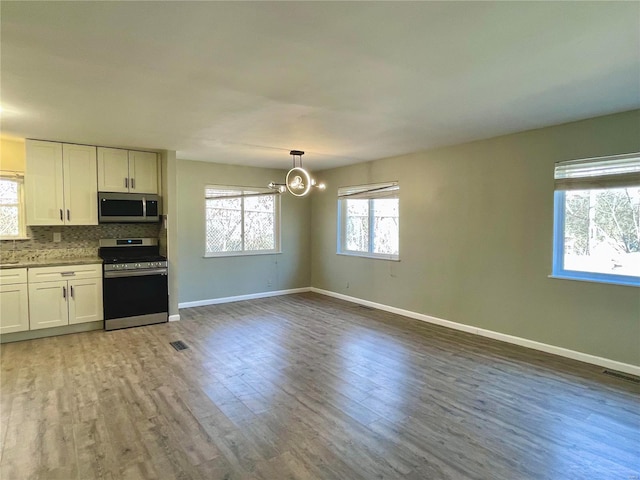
[1, 2, 639, 170]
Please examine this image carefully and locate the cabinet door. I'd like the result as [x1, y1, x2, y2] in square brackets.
[129, 151, 158, 194]
[25, 140, 64, 225]
[0, 284, 29, 334]
[68, 278, 103, 325]
[97, 147, 129, 193]
[63, 144, 98, 225]
[28, 281, 68, 330]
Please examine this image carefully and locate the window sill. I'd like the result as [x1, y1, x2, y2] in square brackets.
[0, 236, 30, 241]
[337, 252, 400, 262]
[204, 250, 282, 258]
[548, 274, 639, 288]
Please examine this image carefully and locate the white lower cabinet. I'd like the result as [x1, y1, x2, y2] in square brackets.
[68, 279, 103, 325]
[28, 280, 69, 330]
[28, 264, 103, 331]
[0, 268, 30, 334]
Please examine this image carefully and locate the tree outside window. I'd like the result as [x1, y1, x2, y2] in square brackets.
[205, 186, 280, 256]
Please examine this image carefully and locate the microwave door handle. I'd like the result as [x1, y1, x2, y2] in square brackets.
[142, 196, 147, 218]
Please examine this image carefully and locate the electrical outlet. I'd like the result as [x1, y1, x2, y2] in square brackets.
[267, 279, 272, 287]
[53, 232, 62, 243]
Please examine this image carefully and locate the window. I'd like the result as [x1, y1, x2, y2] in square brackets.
[205, 186, 280, 256]
[337, 182, 399, 260]
[553, 153, 640, 286]
[0, 173, 26, 239]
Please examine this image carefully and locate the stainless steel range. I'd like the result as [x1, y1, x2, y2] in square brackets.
[99, 238, 168, 330]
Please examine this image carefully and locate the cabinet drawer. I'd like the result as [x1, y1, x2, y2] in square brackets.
[28, 264, 102, 283]
[0, 268, 28, 285]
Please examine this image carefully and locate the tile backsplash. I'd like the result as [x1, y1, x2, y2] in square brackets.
[0, 224, 161, 262]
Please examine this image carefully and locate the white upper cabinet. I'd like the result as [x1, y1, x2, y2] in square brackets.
[63, 144, 98, 225]
[98, 148, 158, 194]
[25, 140, 97, 226]
[97, 147, 129, 193]
[25, 140, 64, 225]
[129, 151, 158, 194]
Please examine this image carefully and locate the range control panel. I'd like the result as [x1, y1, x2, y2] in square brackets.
[103, 261, 168, 271]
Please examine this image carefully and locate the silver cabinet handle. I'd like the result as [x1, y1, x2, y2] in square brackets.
[62, 286, 67, 299]
[67, 209, 70, 221]
[125, 177, 129, 189]
[70, 285, 74, 298]
[59, 209, 63, 221]
[61, 272, 75, 277]
[131, 178, 135, 189]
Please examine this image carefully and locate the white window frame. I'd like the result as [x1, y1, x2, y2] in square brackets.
[204, 185, 281, 257]
[552, 153, 640, 287]
[337, 181, 400, 261]
[0, 173, 27, 240]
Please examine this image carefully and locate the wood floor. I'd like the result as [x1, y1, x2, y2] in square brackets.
[0, 292, 638, 480]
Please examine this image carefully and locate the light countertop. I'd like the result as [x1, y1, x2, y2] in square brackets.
[0, 257, 103, 269]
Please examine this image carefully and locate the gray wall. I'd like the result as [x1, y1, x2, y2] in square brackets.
[310, 109, 640, 366]
[176, 160, 311, 304]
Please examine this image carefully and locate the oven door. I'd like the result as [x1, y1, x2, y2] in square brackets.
[103, 269, 168, 330]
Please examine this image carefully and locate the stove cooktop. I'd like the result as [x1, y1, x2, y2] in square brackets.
[98, 238, 167, 270]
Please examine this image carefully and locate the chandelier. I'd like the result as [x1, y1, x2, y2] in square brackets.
[268, 150, 325, 197]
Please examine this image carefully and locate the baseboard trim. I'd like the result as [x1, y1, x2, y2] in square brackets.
[310, 287, 640, 377]
[178, 287, 312, 309]
[168, 314, 181, 322]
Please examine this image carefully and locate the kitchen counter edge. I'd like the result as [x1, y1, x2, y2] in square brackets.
[0, 257, 103, 269]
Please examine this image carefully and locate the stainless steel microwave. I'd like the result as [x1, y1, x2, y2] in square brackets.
[98, 192, 161, 223]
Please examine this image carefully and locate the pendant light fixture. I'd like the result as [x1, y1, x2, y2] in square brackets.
[268, 150, 325, 197]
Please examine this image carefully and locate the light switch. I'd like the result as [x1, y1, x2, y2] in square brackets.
[53, 232, 62, 243]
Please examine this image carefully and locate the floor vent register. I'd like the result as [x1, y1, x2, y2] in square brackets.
[602, 369, 640, 384]
[170, 340, 189, 351]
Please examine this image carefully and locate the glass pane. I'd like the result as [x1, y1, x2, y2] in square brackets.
[0, 206, 19, 236]
[563, 187, 640, 277]
[0, 179, 18, 203]
[205, 188, 242, 198]
[206, 198, 242, 252]
[372, 198, 399, 255]
[244, 195, 274, 213]
[345, 199, 369, 252]
[244, 211, 275, 250]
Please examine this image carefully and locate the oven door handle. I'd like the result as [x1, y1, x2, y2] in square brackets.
[104, 268, 168, 278]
